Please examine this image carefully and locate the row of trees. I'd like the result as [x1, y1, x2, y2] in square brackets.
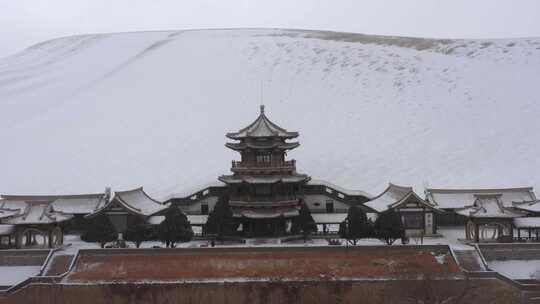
[81, 206, 193, 248]
[339, 206, 405, 245]
[81, 196, 404, 247]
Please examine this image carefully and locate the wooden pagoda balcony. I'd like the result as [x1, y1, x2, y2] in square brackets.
[229, 194, 299, 204]
[231, 160, 296, 173]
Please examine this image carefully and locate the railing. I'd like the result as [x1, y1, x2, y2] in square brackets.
[231, 160, 295, 170]
[230, 194, 298, 203]
[513, 236, 540, 242]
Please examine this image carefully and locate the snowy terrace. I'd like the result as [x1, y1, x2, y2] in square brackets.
[0, 249, 50, 289]
[477, 243, 540, 282]
[0, 228, 537, 291]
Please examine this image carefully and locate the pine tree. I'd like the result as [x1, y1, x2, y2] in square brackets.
[374, 210, 404, 245]
[125, 216, 151, 248]
[205, 195, 234, 241]
[157, 206, 193, 248]
[81, 215, 117, 248]
[341, 206, 371, 245]
[292, 202, 317, 240]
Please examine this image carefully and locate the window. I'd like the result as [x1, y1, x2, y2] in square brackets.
[326, 200, 334, 213]
[401, 213, 423, 229]
[201, 204, 209, 215]
[256, 153, 271, 163]
[314, 202, 321, 207]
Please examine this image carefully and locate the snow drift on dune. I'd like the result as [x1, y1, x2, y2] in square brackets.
[0, 29, 539, 199]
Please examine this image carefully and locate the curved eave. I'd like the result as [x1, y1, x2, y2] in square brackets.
[455, 208, 525, 218]
[87, 187, 169, 218]
[364, 183, 438, 213]
[114, 189, 169, 217]
[218, 175, 310, 185]
[4, 213, 74, 225]
[225, 141, 300, 151]
[226, 109, 299, 140]
[226, 131, 299, 140]
[229, 199, 300, 208]
[115, 187, 164, 205]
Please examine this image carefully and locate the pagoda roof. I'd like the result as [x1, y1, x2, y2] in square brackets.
[226, 105, 299, 140]
[218, 174, 310, 184]
[229, 199, 300, 208]
[232, 207, 300, 219]
[225, 140, 299, 151]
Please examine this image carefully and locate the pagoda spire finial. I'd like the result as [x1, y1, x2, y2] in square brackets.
[260, 104, 265, 114]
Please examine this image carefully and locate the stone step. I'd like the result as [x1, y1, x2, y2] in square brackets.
[42, 255, 74, 276]
[453, 250, 486, 271]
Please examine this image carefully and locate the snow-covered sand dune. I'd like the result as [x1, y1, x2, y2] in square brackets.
[1, 29, 539, 198]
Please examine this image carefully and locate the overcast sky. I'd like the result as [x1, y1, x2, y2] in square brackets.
[1, 0, 540, 58]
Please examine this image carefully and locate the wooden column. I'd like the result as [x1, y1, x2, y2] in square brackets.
[474, 222, 480, 243]
[48, 228, 53, 248]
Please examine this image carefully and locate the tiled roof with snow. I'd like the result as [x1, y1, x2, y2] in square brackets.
[513, 200, 540, 213]
[365, 183, 437, 213]
[226, 105, 298, 139]
[0, 200, 24, 219]
[0, 192, 108, 223]
[160, 181, 225, 202]
[2, 203, 72, 225]
[425, 187, 536, 210]
[51, 196, 108, 214]
[455, 195, 525, 218]
[112, 187, 169, 216]
[307, 179, 372, 198]
[233, 207, 299, 219]
[219, 174, 309, 184]
[225, 141, 299, 151]
[514, 217, 540, 228]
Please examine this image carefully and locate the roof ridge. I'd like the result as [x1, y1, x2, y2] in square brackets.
[114, 187, 166, 207]
[370, 183, 412, 201]
[426, 186, 533, 192]
[1, 192, 105, 200]
[388, 183, 414, 191]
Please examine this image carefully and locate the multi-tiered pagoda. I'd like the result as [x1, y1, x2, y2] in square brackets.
[219, 105, 310, 236]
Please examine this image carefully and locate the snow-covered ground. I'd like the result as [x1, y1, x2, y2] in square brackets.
[488, 260, 540, 280]
[0, 266, 41, 287]
[0, 227, 479, 287]
[59, 227, 472, 251]
[0, 29, 539, 198]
